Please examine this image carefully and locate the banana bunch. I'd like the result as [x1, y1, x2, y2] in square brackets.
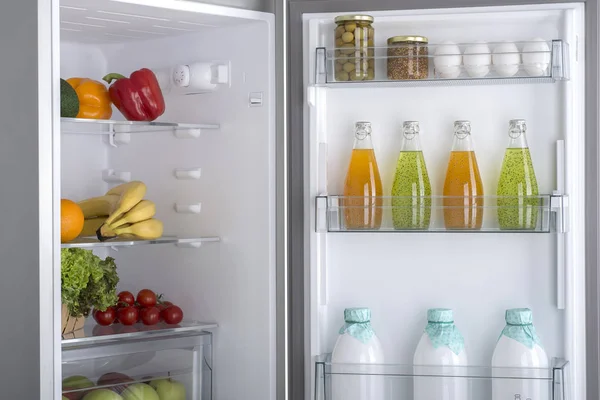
[77, 181, 163, 241]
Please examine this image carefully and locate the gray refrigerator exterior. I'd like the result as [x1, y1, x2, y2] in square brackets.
[286, 1, 600, 400]
[0, 0, 56, 398]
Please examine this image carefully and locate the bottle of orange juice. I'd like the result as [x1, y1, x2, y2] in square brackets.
[443, 120, 484, 229]
[342, 121, 383, 230]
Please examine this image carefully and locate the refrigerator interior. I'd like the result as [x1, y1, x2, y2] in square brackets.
[58, 0, 276, 399]
[304, 3, 585, 399]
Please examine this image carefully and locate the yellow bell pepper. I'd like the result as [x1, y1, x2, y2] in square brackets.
[66, 78, 113, 120]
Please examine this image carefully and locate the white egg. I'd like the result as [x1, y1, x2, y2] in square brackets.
[434, 41, 462, 79]
[492, 42, 520, 77]
[522, 38, 551, 77]
[463, 41, 491, 78]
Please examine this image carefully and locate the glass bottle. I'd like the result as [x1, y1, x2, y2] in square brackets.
[497, 119, 539, 229]
[342, 121, 383, 230]
[391, 121, 432, 229]
[443, 121, 484, 229]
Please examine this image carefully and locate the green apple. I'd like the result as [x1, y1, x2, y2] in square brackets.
[149, 379, 186, 400]
[82, 389, 123, 400]
[63, 375, 95, 400]
[121, 383, 159, 400]
[63, 397, 69, 400]
[63, 376, 94, 389]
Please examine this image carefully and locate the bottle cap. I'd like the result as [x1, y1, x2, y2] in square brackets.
[509, 119, 527, 139]
[344, 307, 371, 323]
[427, 308, 454, 323]
[454, 120, 471, 138]
[355, 121, 372, 140]
[403, 121, 420, 139]
[505, 308, 533, 325]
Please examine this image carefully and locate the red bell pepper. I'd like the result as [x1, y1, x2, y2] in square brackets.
[103, 68, 165, 121]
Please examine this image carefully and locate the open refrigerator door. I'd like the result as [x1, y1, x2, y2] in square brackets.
[300, 3, 586, 400]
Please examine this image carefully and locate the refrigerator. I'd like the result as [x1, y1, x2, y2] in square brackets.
[288, 1, 598, 400]
[0, 0, 597, 399]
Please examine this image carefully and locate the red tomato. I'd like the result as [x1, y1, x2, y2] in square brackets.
[117, 306, 139, 326]
[162, 305, 183, 325]
[93, 307, 116, 326]
[140, 306, 160, 326]
[136, 289, 157, 307]
[117, 291, 135, 306]
[135, 304, 143, 323]
[156, 301, 173, 321]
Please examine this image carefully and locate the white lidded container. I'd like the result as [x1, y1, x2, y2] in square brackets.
[331, 307, 384, 400]
[413, 308, 468, 400]
[492, 308, 549, 400]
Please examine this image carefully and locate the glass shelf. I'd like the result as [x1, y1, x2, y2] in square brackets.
[316, 195, 568, 233]
[315, 39, 569, 87]
[61, 117, 219, 135]
[315, 354, 569, 400]
[62, 236, 220, 249]
[62, 320, 217, 348]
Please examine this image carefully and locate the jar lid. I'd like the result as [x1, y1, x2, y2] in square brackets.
[387, 35, 429, 44]
[334, 15, 374, 23]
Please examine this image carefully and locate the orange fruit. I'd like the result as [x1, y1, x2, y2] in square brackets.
[61, 199, 84, 243]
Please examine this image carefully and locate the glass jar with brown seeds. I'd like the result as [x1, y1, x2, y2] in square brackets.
[333, 15, 374, 81]
[387, 36, 429, 80]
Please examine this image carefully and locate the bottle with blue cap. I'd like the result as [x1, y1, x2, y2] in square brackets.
[331, 307, 384, 400]
[413, 308, 468, 400]
[492, 308, 549, 400]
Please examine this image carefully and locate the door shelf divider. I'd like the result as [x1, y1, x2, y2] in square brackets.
[315, 39, 569, 87]
[315, 194, 569, 233]
[315, 354, 569, 400]
[62, 236, 220, 249]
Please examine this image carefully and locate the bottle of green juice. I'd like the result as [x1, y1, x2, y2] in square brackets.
[497, 119, 539, 230]
[391, 121, 432, 229]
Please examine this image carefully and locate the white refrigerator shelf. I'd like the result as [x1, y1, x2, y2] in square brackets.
[315, 194, 569, 233]
[315, 39, 569, 87]
[315, 354, 569, 400]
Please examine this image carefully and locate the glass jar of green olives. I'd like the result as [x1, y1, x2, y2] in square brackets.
[333, 15, 375, 81]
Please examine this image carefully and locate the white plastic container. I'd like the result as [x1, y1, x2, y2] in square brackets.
[331, 308, 384, 400]
[492, 308, 549, 400]
[413, 308, 468, 400]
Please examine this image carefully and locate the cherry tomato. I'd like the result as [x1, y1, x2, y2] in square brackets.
[162, 305, 184, 325]
[93, 307, 116, 326]
[117, 306, 139, 326]
[117, 291, 135, 306]
[136, 289, 157, 307]
[140, 306, 161, 326]
[135, 304, 143, 323]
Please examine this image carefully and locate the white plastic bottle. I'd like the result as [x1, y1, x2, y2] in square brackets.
[492, 308, 549, 400]
[331, 308, 384, 400]
[413, 308, 468, 400]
